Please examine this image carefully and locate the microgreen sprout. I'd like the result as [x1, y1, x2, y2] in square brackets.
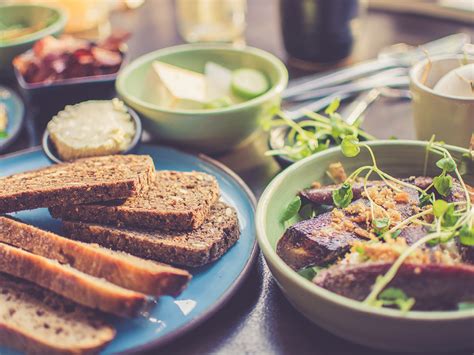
[374, 287, 415, 312]
[264, 99, 375, 162]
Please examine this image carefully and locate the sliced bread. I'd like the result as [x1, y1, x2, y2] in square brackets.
[0, 217, 191, 296]
[0, 273, 115, 355]
[0, 154, 155, 214]
[0, 242, 149, 317]
[50, 170, 220, 231]
[62, 202, 240, 267]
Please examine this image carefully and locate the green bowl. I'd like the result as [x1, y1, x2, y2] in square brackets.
[116, 44, 288, 153]
[256, 140, 474, 352]
[0, 4, 68, 76]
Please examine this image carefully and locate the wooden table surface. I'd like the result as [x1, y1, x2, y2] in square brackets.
[2, 1, 474, 354]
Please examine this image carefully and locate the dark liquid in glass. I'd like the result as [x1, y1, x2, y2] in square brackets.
[280, 0, 359, 65]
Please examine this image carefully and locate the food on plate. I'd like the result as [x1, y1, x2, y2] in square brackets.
[61, 201, 241, 267]
[0, 104, 7, 138]
[13, 33, 128, 84]
[0, 273, 115, 355]
[265, 98, 375, 162]
[47, 99, 136, 161]
[0, 153, 241, 352]
[50, 170, 220, 231]
[0, 241, 149, 317]
[0, 217, 191, 296]
[277, 137, 474, 311]
[0, 154, 154, 214]
[151, 60, 268, 110]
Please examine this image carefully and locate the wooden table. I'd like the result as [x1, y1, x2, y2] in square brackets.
[3, 1, 473, 354]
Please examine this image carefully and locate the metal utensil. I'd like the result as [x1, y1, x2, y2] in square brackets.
[283, 33, 470, 100]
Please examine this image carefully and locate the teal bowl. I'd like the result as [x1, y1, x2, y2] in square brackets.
[0, 4, 68, 76]
[256, 140, 474, 352]
[116, 44, 288, 153]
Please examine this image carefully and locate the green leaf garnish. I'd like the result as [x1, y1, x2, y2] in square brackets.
[324, 97, 340, 115]
[280, 196, 301, 224]
[298, 203, 316, 220]
[459, 224, 474, 246]
[441, 204, 458, 227]
[433, 175, 453, 197]
[332, 182, 353, 208]
[436, 157, 456, 172]
[433, 200, 449, 218]
[298, 266, 324, 281]
[373, 217, 390, 236]
[377, 287, 415, 312]
[458, 302, 474, 310]
[419, 191, 434, 207]
[341, 135, 360, 157]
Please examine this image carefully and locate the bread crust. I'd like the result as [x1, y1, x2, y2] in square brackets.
[0, 243, 148, 317]
[50, 171, 220, 231]
[0, 217, 191, 297]
[0, 155, 155, 214]
[62, 202, 241, 267]
[0, 274, 115, 355]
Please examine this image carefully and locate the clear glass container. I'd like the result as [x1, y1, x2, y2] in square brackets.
[176, 0, 247, 44]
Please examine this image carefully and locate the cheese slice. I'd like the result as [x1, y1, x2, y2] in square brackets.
[152, 61, 207, 109]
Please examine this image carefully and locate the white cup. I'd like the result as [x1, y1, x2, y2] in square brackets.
[410, 55, 474, 147]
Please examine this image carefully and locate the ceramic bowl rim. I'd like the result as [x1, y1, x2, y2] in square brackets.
[256, 139, 474, 321]
[0, 4, 68, 48]
[41, 102, 143, 164]
[409, 54, 474, 102]
[116, 43, 288, 115]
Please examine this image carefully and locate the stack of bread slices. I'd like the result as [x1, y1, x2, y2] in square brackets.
[0, 154, 240, 354]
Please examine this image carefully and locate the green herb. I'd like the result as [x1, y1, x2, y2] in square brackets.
[419, 191, 434, 207]
[433, 175, 453, 197]
[433, 200, 449, 218]
[436, 157, 456, 172]
[373, 217, 390, 236]
[341, 135, 360, 157]
[390, 229, 402, 239]
[0, 131, 7, 139]
[441, 204, 458, 227]
[376, 287, 415, 312]
[298, 203, 316, 220]
[459, 224, 474, 246]
[280, 196, 302, 224]
[332, 182, 353, 208]
[298, 266, 324, 281]
[264, 98, 375, 162]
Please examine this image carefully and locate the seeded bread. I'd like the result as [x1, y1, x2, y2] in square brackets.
[0, 217, 191, 297]
[0, 242, 149, 317]
[0, 273, 115, 355]
[50, 171, 220, 231]
[0, 155, 155, 214]
[62, 202, 240, 267]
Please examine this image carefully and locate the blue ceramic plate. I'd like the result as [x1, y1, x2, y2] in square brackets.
[0, 86, 24, 152]
[0, 145, 257, 355]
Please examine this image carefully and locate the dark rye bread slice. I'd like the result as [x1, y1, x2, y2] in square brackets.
[0, 217, 191, 297]
[50, 170, 220, 231]
[62, 202, 240, 267]
[0, 154, 155, 214]
[0, 242, 149, 317]
[0, 273, 115, 355]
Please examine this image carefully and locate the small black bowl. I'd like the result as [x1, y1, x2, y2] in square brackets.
[42, 104, 143, 164]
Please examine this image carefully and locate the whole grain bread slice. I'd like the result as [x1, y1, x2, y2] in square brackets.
[0, 242, 149, 317]
[0, 155, 155, 214]
[62, 202, 240, 267]
[50, 171, 220, 231]
[0, 217, 191, 297]
[0, 273, 115, 355]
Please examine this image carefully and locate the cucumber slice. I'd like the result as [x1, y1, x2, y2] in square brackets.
[204, 96, 233, 109]
[231, 69, 269, 100]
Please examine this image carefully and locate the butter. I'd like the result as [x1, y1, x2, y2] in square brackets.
[152, 61, 207, 109]
[47, 99, 135, 161]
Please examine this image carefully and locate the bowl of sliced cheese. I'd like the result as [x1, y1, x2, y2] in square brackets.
[116, 44, 288, 154]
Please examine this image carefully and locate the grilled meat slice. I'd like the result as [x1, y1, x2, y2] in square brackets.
[300, 176, 432, 206]
[276, 212, 361, 271]
[314, 262, 474, 310]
